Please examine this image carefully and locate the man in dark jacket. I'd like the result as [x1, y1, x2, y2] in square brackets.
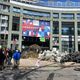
[0, 48, 6, 70]
[7, 48, 13, 65]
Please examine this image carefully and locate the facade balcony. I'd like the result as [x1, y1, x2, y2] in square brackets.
[0, 0, 10, 2]
[1, 16, 8, 20]
[2, 8, 9, 12]
[0, 30, 8, 34]
[1, 23, 8, 27]
[0, 4, 9, 12]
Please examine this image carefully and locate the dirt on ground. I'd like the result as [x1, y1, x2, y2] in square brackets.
[11, 58, 53, 68]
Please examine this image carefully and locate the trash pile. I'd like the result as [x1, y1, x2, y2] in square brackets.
[38, 49, 80, 63]
[38, 48, 69, 62]
[60, 51, 80, 63]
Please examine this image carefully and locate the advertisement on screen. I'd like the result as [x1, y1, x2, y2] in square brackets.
[22, 19, 50, 38]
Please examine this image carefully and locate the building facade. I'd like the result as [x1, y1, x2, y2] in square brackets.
[0, 0, 80, 53]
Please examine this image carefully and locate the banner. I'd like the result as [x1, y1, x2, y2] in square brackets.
[22, 19, 50, 38]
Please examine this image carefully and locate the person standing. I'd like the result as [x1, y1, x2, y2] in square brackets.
[7, 48, 13, 65]
[0, 48, 6, 70]
[3, 48, 8, 65]
[12, 50, 21, 69]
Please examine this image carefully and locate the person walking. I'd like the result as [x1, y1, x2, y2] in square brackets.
[0, 48, 6, 70]
[12, 50, 21, 69]
[3, 48, 8, 65]
[7, 48, 13, 65]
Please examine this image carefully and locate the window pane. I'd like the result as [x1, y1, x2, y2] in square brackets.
[61, 13, 74, 19]
[53, 21, 59, 34]
[13, 7, 20, 13]
[12, 16, 20, 31]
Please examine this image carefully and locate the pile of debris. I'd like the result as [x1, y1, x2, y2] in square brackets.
[38, 49, 80, 63]
[38, 48, 69, 62]
[60, 51, 80, 63]
[22, 48, 80, 64]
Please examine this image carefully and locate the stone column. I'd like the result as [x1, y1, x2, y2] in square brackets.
[74, 13, 78, 52]
[7, 5, 13, 48]
[59, 13, 62, 52]
[50, 11, 53, 50]
[18, 8, 23, 51]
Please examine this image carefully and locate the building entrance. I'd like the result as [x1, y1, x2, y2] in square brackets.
[22, 36, 50, 51]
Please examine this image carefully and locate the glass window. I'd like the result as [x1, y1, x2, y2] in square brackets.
[52, 37, 59, 46]
[0, 34, 4, 39]
[62, 41, 69, 52]
[62, 41, 74, 53]
[11, 44, 19, 50]
[13, 7, 20, 13]
[0, 4, 2, 9]
[1, 19, 7, 24]
[23, 9, 50, 17]
[62, 27, 69, 35]
[1, 27, 5, 31]
[0, 34, 8, 40]
[1, 0, 10, 2]
[53, 21, 59, 34]
[0, 14, 9, 34]
[62, 22, 74, 35]
[77, 13, 80, 19]
[2, 4, 10, 12]
[77, 22, 80, 35]
[61, 13, 74, 19]
[53, 13, 59, 19]
[11, 34, 19, 40]
[3, 5, 6, 9]
[12, 16, 20, 31]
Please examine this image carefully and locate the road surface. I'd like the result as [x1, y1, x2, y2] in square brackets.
[0, 64, 80, 80]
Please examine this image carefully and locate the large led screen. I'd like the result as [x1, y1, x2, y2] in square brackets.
[22, 19, 50, 38]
